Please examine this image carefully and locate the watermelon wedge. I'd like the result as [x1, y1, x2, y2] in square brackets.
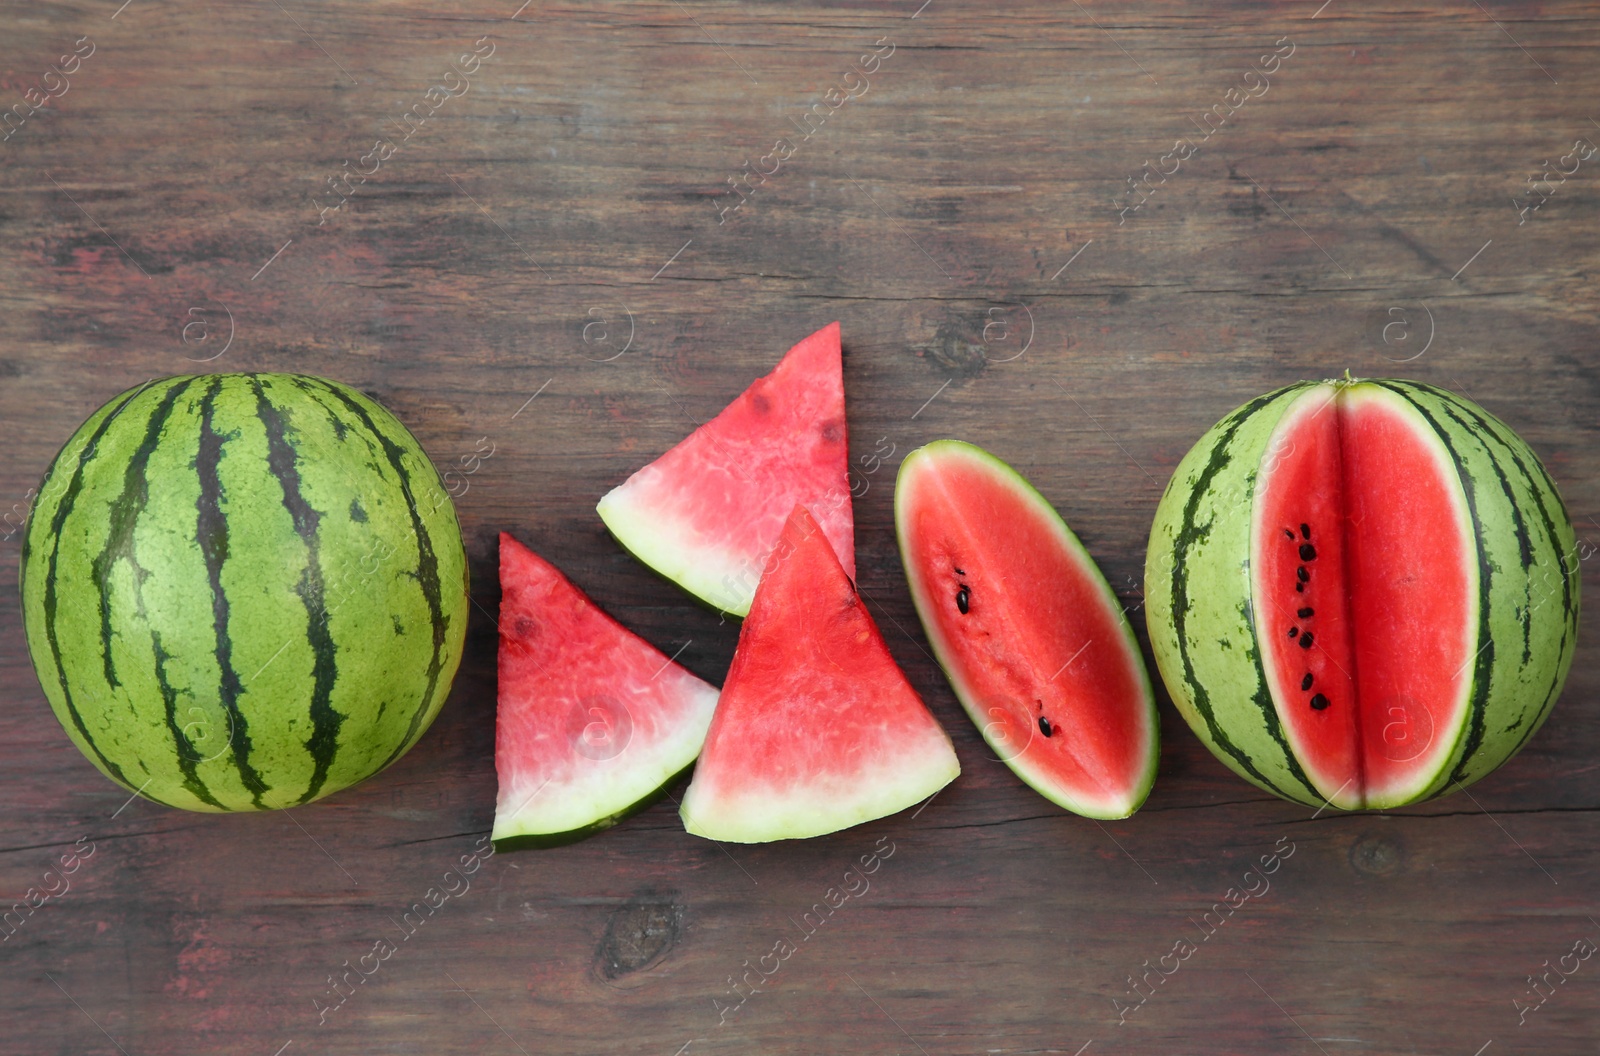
[493, 533, 720, 849]
[680, 505, 960, 843]
[596, 322, 854, 617]
[895, 441, 1160, 819]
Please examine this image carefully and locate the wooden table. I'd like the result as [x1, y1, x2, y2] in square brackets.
[2, 2, 1596, 1052]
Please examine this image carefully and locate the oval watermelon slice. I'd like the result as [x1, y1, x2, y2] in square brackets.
[596, 322, 853, 617]
[895, 441, 1159, 819]
[493, 533, 720, 849]
[680, 505, 960, 843]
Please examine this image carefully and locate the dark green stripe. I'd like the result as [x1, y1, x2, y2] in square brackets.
[195, 377, 271, 808]
[1372, 382, 1495, 788]
[1503, 670, 1563, 760]
[1240, 604, 1316, 800]
[250, 376, 343, 805]
[1448, 394, 1578, 648]
[1429, 395, 1534, 666]
[33, 381, 155, 790]
[151, 630, 226, 809]
[88, 383, 195, 691]
[21, 386, 140, 593]
[1434, 389, 1578, 762]
[84, 377, 199, 762]
[294, 376, 448, 767]
[1513, 439, 1581, 643]
[1168, 388, 1317, 802]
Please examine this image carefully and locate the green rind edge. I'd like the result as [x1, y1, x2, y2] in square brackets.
[492, 761, 694, 852]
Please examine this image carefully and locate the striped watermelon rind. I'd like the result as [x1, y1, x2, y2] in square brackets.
[20, 373, 470, 812]
[1144, 378, 1579, 809]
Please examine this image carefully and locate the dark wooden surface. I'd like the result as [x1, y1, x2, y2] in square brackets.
[2, 2, 1598, 1053]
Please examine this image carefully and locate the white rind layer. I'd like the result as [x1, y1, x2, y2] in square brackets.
[493, 674, 719, 842]
[598, 466, 761, 617]
[680, 720, 959, 843]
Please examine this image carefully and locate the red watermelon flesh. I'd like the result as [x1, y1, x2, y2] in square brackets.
[596, 322, 853, 617]
[1253, 386, 1475, 809]
[680, 505, 960, 843]
[493, 533, 720, 849]
[895, 441, 1159, 819]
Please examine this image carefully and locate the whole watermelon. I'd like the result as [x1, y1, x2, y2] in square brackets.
[1145, 378, 1578, 811]
[20, 374, 470, 812]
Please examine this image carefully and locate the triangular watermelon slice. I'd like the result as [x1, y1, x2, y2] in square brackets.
[596, 322, 854, 617]
[680, 505, 960, 843]
[493, 532, 720, 849]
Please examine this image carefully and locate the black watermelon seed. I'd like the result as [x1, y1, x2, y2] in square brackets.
[1295, 583, 1305, 593]
[1297, 607, 1314, 618]
[1038, 716, 1053, 737]
[1287, 627, 1299, 639]
[1299, 543, 1317, 562]
[956, 586, 970, 614]
[1298, 631, 1314, 649]
[1300, 523, 1311, 539]
[954, 566, 966, 575]
[1297, 566, 1309, 582]
[1283, 528, 1294, 539]
[1310, 693, 1329, 710]
[1301, 673, 1313, 691]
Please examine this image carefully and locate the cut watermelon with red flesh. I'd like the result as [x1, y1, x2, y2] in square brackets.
[895, 441, 1159, 819]
[596, 322, 854, 617]
[493, 533, 720, 849]
[1253, 385, 1476, 809]
[680, 505, 960, 843]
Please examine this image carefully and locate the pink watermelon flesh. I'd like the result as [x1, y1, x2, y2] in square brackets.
[493, 532, 720, 849]
[680, 505, 960, 843]
[896, 441, 1159, 819]
[596, 322, 853, 617]
[1253, 387, 1473, 809]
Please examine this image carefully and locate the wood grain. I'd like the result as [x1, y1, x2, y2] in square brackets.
[1, 1, 1597, 1053]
